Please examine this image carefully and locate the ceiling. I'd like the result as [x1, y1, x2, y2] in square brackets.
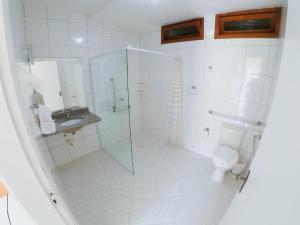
[25, 0, 287, 31]
[24, 0, 114, 14]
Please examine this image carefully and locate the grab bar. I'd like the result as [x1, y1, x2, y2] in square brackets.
[110, 78, 130, 113]
[208, 110, 265, 126]
[110, 78, 118, 112]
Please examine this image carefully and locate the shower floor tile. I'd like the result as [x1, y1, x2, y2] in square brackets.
[54, 133, 240, 225]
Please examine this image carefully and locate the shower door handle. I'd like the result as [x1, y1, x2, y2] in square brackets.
[239, 170, 250, 193]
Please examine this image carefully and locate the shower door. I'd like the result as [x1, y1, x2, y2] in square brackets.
[91, 50, 134, 173]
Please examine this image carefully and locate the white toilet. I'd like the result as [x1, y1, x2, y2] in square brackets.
[212, 123, 245, 183]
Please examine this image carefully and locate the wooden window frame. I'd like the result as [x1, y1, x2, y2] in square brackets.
[161, 18, 204, 44]
[215, 7, 282, 39]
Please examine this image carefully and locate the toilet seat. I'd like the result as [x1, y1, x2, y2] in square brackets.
[212, 146, 239, 168]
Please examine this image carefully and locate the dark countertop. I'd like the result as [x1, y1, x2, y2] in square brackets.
[43, 107, 101, 137]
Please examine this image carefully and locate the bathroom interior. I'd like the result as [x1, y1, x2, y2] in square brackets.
[5, 0, 287, 225]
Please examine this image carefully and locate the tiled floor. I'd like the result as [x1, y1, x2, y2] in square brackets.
[54, 133, 240, 225]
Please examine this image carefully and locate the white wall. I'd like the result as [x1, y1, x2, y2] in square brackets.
[220, 1, 300, 224]
[140, 14, 285, 160]
[0, 69, 68, 225]
[22, 2, 141, 167]
[0, 0, 73, 222]
[0, 194, 37, 225]
[16, 64, 56, 170]
[138, 52, 182, 141]
[8, 0, 26, 61]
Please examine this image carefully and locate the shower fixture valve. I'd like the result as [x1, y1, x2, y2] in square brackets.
[189, 85, 197, 95]
[254, 134, 262, 140]
[202, 127, 210, 136]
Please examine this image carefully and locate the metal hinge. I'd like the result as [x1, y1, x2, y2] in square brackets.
[49, 192, 58, 204]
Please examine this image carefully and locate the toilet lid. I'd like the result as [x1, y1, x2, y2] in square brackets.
[213, 146, 239, 163]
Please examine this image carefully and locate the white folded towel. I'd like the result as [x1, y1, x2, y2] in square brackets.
[37, 105, 56, 134]
[32, 90, 45, 107]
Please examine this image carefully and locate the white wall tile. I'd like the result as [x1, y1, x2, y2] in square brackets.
[270, 39, 279, 46]
[267, 46, 279, 76]
[45, 134, 66, 148]
[204, 71, 220, 94]
[205, 39, 225, 46]
[70, 47, 88, 58]
[224, 46, 245, 73]
[69, 22, 87, 47]
[236, 101, 260, 122]
[88, 25, 103, 48]
[48, 20, 69, 46]
[260, 77, 274, 106]
[51, 144, 71, 166]
[25, 3, 47, 18]
[87, 17, 102, 27]
[139, 13, 284, 159]
[32, 47, 50, 57]
[244, 46, 269, 75]
[205, 46, 224, 72]
[47, 6, 68, 20]
[9, 0, 27, 60]
[256, 105, 271, 124]
[215, 98, 238, 115]
[219, 73, 243, 99]
[246, 38, 271, 46]
[69, 139, 86, 160]
[25, 18, 49, 46]
[82, 124, 98, 137]
[84, 134, 100, 153]
[69, 12, 86, 23]
[239, 75, 265, 104]
[50, 46, 70, 57]
[225, 39, 246, 46]
[21, 4, 283, 164]
[18, 1, 141, 167]
[261, 77, 278, 106]
[103, 29, 117, 50]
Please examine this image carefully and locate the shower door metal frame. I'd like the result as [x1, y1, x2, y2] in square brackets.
[125, 48, 135, 175]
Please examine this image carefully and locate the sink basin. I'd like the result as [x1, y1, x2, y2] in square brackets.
[58, 118, 83, 127]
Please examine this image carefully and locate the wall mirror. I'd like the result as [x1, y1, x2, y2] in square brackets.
[31, 58, 86, 111]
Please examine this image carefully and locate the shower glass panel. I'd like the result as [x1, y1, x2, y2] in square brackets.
[91, 50, 134, 173]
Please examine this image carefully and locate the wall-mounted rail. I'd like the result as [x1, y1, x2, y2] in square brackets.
[208, 110, 265, 127]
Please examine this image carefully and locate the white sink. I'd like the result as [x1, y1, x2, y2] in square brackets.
[58, 118, 83, 127]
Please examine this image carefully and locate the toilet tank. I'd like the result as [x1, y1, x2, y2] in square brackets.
[219, 123, 245, 150]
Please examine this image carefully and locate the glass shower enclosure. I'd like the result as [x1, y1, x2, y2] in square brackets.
[90, 47, 183, 174]
[91, 49, 134, 173]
